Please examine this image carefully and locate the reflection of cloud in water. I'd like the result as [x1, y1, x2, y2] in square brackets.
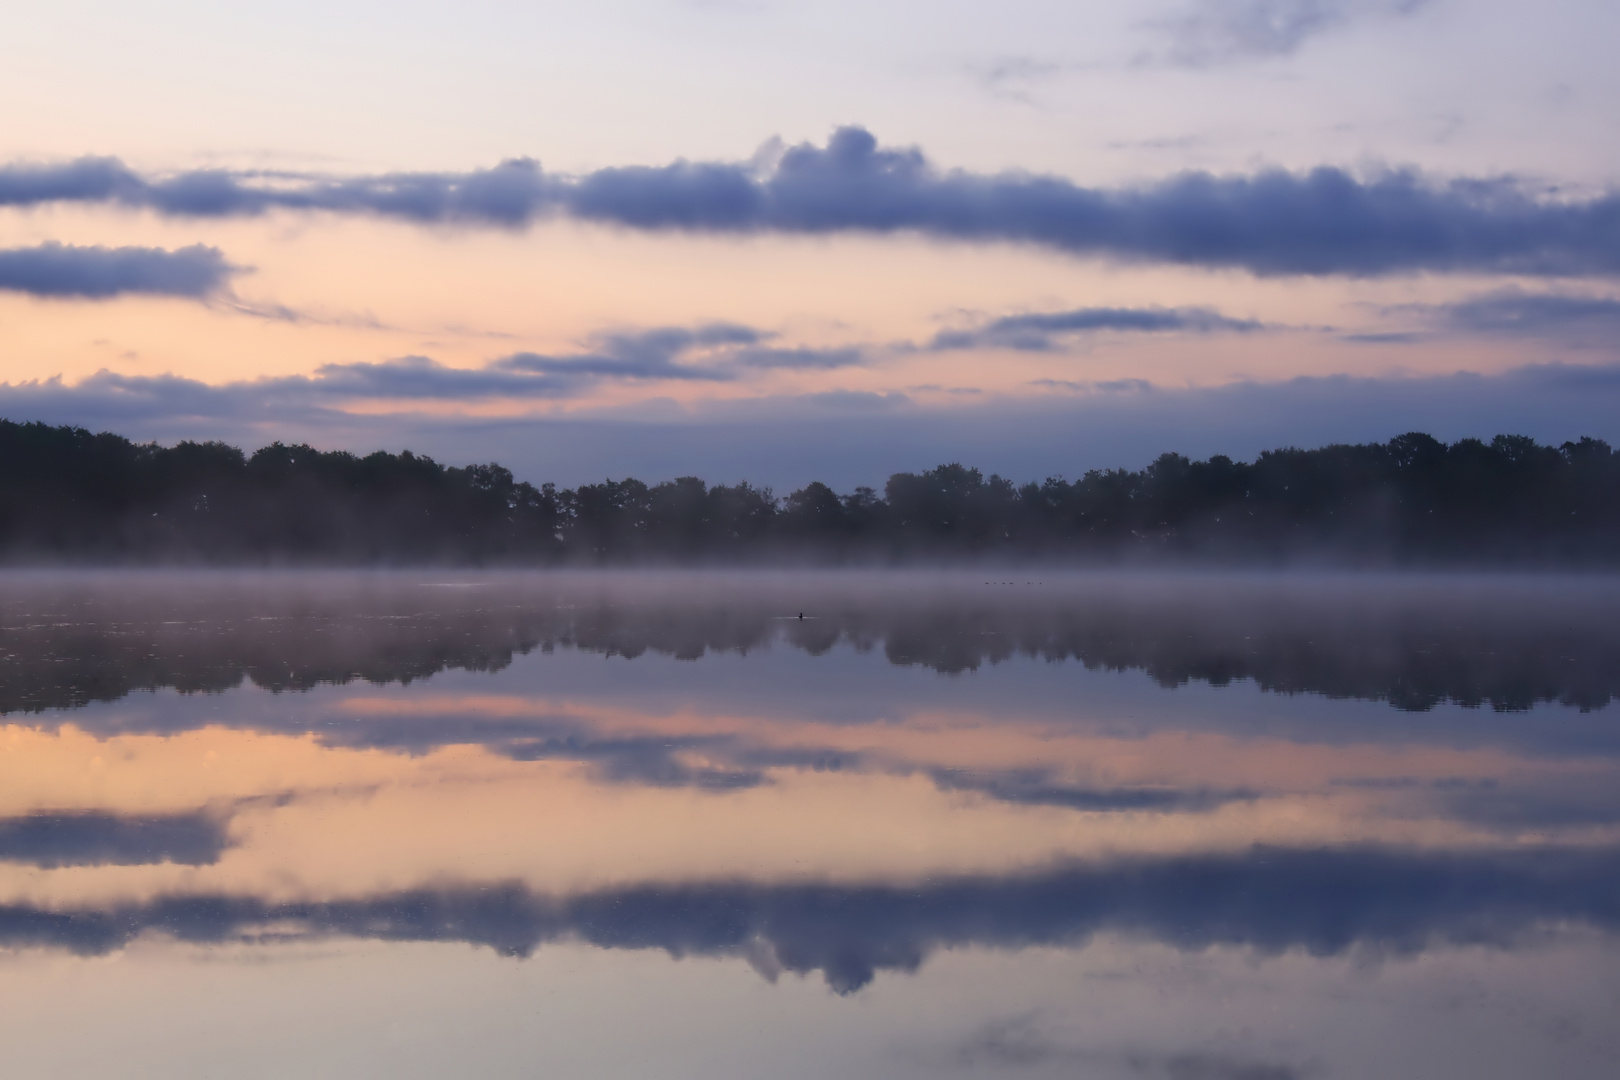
[4, 574, 1618, 840]
[954, 1014, 1311, 1080]
[309, 707, 1260, 810]
[1130, 1052, 1307, 1080]
[316, 711, 766, 788]
[1333, 772, 1620, 831]
[0, 809, 231, 867]
[5, 844, 1617, 993]
[1440, 777, 1620, 830]
[929, 768, 1257, 812]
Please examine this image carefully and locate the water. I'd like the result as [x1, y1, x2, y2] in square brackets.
[1, 571, 1617, 1079]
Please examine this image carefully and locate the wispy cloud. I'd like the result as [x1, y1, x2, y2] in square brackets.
[963, 55, 1074, 106]
[732, 346, 868, 370]
[1436, 289, 1620, 344]
[1357, 288, 1620, 348]
[0, 322, 874, 423]
[6, 128, 1619, 277]
[0, 242, 232, 299]
[931, 305, 1266, 351]
[494, 325, 755, 386]
[1150, 0, 1430, 67]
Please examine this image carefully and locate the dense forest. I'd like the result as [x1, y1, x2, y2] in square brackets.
[1, 418, 1616, 563]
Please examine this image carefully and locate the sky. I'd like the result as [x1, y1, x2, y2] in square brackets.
[2, 0, 1619, 488]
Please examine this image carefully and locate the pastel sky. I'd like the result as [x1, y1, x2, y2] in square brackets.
[3, 0, 1619, 486]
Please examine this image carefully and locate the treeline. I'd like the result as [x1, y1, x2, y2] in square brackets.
[1, 419, 1617, 563]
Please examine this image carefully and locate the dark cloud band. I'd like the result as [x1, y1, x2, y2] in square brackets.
[0, 243, 231, 299]
[6, 129, 1619, 276]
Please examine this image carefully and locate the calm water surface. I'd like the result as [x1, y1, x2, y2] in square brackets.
[1, 571, 1618, 1079]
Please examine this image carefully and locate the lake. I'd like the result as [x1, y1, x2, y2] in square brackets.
[1, 571, 1617, 1079]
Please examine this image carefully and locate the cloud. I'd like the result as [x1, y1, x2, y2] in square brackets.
[495, 324, 774, 383]
[965, 55, 1070, 105]
[731, 346, 868, 370]
[1434, 289, 1620, 345]
[0, 243, 232, 299]
[1356, 288, 1620, 348]
[6, 356, 1620, 491]
[931, 305, 1265, 351]
[0, 809, 230, 867]
[7, 128, 1620, 276]
[0, 155, 141, 204]
[1153, 0, 1428, 67]
[465, 324, 865, 391]
[0, 321, 863, 420]
[1340, 331, 1428, 345]
[1, 844, 1615, 991]
[0, 155, 556, 224]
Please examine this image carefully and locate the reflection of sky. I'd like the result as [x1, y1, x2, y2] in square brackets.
[2, 573, 1619, 1076]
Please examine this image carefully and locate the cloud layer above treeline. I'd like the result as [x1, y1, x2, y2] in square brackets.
[6, 127, 1620, 277]
[4, 356, 1617, 490]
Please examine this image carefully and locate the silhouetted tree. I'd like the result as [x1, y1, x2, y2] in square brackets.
[1, 419, 1616, 564]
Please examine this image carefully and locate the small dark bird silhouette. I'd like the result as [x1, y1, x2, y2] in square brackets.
[798, 612, 804, 620]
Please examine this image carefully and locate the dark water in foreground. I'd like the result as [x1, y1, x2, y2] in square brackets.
[1, 571, 1617, 1079]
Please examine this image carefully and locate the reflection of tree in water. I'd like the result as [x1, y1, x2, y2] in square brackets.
[1, 577, 1617, 716]
[0, 588, 550, 715]
[0, 625, 544, 713]
[557, 584, 1620, 713]
[868, 602, 1620, 712]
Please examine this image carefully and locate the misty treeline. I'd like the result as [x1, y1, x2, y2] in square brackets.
[2, 418, 1618, 563]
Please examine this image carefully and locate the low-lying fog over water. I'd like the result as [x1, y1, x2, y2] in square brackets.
[1, 571, 1618, 1079]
